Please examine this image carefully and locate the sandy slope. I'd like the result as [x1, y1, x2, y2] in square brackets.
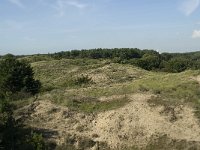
[197, 75, 200, 84]
[21, 93, 200, 149]
[91, 94, 200, 148]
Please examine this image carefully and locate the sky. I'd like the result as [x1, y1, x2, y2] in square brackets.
[0, 0, 200, 55]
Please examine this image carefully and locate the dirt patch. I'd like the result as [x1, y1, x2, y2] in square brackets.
[91, 94, 200, 148]
[22, 100, 95, 144]
[20, 93, 200, 149]
[98, 95, 127, 102]
[89, 73, 109, 83]
[197, 75, 200, 84]
[191, 75, 200, 84]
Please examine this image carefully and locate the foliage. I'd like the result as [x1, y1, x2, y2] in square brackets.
[1, 50, 200, 149]
[163, 58, 189, 73]
[48, 48, 200, 73]
[67, 96, 129, 113]
[134, 53, 161, 70]
[0, 55, 43, 149]
[0, 100, 46, 150]
[56, 134, 110, 150]
[0, 100, 16, 150]
[74, 74, 92, 86]
[4, 49, 199, 73]
[0, 55, 41, 99]
[27, 132, 45, 150]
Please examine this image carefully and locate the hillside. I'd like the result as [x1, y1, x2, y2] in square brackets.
[2, 0, 200, 148]
[11, 57, 200, 150]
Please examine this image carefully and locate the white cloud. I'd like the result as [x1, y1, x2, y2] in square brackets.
[67, 1, 87, 9]
[192, 30, 200, 38]
[55, 0, 87, 17]
[55, 0, 65, 17]
[8, 0, 24, 8]
[180, 0, 200, 16]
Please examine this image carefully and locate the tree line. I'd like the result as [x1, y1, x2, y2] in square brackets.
[1, 48, 199, 73]
[49, 48, 200, 73]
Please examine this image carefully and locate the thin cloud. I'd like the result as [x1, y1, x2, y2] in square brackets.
[55, 0, 65, 17]
[192, 30, 200, 38]
[67, 1, 87, 9]
[55, 0, 88, 17]
[8, 0, 24, 8]
[180, 0, 200, 16]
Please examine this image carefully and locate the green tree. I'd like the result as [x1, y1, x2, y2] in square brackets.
[135, 54, 161, 70]
[0, 55, 41, 99]
[165, 58, 189, 73]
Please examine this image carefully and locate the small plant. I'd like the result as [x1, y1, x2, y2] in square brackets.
[27, 132, 45, 150]
[138, 85, 149, 92]
[74, 74, 92, 86]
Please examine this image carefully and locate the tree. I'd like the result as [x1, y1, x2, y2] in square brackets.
[164, 58, 189, 73]
[0, 55, 41, 99]
[135, 54, 161, 70]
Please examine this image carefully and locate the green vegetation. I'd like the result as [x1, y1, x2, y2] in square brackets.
[0, 49, 200, 149]
[33, 58, 200, 119]
[56, 134, 109, 150]
[31, 58, 109, 91]
[0, 54, 41, 100]
[67, 96, 129, 113]
[48, 48, 200, 73]
[0, 55, 44, 149]
[73, 74, 93, 86]
[31, 57, 199, 115]
[0, 100, 47, 150]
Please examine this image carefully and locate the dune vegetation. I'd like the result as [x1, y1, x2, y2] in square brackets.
[1, 49, 200, 149]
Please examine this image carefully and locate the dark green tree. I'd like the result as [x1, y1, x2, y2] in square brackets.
[135, 54, 161, 70]
[0, 55, 41, 99]
[164, 58, 189, 73]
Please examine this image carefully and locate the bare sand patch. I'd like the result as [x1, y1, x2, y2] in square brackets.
[21, 93, 200, 149]
[197, 75, 200, 84]
[91, 94, 200, 148]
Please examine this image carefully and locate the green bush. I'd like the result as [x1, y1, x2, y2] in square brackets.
[164, 58, 189, 73]
[27, 132, 45, 150]
[135, 54, 161, 70]
[0, 100, 46, 150]
[0, 55, 41, 99]
[74, 74, 92, 86]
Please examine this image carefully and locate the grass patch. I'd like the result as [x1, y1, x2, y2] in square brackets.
[66, 96, 129, 113]
[136, 71, 200, 119]
[32, 58, 200, 118]
[32, 59, 110, 89]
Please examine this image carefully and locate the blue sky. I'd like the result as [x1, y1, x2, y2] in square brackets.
[0, 0, 200, 55]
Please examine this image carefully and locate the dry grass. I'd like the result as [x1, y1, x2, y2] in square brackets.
[12, 58, 200, 149]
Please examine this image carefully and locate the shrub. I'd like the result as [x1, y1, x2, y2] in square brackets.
[135, 54, 161, 70]
[0, 55, 41, 99]
[27, 132, 45, 150]
[164, 58, 189, 73]
[74, 74, 92, 86]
